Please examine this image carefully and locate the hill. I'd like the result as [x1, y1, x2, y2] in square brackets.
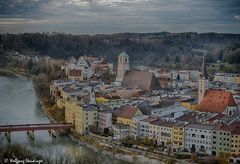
[0, 32, 240, 69]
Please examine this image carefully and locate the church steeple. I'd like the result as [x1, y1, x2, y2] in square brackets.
[201, 55, 208, 79]
[198, 50, 209, 104]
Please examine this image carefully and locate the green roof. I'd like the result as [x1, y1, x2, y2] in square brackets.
[119, 51, 129, 57]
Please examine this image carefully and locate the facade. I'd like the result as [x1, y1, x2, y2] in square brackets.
[181, 99, 198, 110]
[139, 117, 158, 139]
[198, 55, 209, 104]
[116, 52, 129, 82]
[236, 74, 240, 85]
[112, 124, 130, 140]
[184, 123, 214, 155]
[172, 123, 185, 149]
[116, 107, 142, 126]
[65, 100, 98, 134]
[212, 125, 232, 156]
[214, 73, 237, 84]
[98, 111, 112, 132]
[231, 128, 240, 155]
[68, 69, 83, 80]
[63, 56, 93, 80]
[131, 115, 149, 138]
[116, 88, 144, 98]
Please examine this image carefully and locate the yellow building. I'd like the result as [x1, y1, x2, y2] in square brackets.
[116, 107, 142, 135]
[181, 99, 198, 110]
[65, 100, 98, 134]
[231, 129, 240, 155]
[96, 97, 109, 104]
[172, 123, 185, 149]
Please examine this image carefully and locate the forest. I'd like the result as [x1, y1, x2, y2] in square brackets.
[0, 32, 240, 69]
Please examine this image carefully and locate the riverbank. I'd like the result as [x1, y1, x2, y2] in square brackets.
[0, 69, 17, 78]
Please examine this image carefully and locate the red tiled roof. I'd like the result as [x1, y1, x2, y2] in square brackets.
[69, 69, 82, 76]
[198, 89, 237, 113]
[117, 106, 141, 119]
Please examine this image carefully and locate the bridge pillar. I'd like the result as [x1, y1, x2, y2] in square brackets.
[27, 130, 34, 140]
[48, 129, 57, 138]
[5, 132, 11, 142]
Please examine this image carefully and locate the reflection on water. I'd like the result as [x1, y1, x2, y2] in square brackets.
[0, 76, 126, 164]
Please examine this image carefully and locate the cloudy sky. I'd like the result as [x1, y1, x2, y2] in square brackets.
[0, 0, 239, 34]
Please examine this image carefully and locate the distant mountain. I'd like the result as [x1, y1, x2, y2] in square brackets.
[0, 32, 240, 67]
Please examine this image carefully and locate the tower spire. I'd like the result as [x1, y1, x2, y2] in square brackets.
[201, 48, 208, 79]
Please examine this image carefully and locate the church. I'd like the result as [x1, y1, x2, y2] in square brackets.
[197, 56, 238, 116]
[115, 51, 161, 91]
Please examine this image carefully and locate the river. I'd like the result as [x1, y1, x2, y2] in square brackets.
[0, 76, 128, 164]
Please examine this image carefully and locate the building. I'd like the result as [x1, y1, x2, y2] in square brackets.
[231, 126, 240, 155]
[116, 106, 143, 134]
[212, 125, 232, 156]
[112, 124, 130, 140]
[63, 56, 93, 80]
[122, 70, 161, 91]
[98, 111, 112, 132]
[68, 69, 83, 80]
[131, 115, 149, 138]
[116, 51, 129, 82]
[65, 100, 98, 134]
[116, 88, 145, 99]
[139, 117, 158, 138]
[198, 89, 238, 116]
[181, 98, 198, 110]
[184, 123, 214, 155]
[214, 73, 237, 84]
[50, 80, 74, 99]
[198, 55, 209, 104]
[172, 123, 185, 149]
[152, 120, 173, 146]
[236, 74, 240, 85]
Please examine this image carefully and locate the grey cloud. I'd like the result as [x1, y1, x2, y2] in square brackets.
[0, 0, 239, 34]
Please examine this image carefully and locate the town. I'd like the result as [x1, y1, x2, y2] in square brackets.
[42, 51, 240, 163]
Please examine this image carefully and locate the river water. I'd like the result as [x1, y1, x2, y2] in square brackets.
[0, 76, 127, 164]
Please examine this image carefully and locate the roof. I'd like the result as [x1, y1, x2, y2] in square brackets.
[176, 111, 206, 123]
[118, 51, 129, 57]
[185, 123, 215, 130]
[117, 106, 141, 119]
[122, 70, 161, 90]
[198, 89, 237, 113]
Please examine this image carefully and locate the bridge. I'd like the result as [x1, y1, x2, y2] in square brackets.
[0, 123, 75, 142]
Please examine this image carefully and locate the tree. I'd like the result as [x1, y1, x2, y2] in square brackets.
[175, 56, 180, 63]
[103, 128, 110, 136]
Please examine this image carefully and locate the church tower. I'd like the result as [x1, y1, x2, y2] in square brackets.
[198, 55, 209, 104]
[116, 51, 129, 82]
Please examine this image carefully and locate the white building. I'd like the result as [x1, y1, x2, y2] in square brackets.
[63, 57, 93, 80]
[184, 123, 214, 155]
[132, 115, 149, 138]
[139, 117, 158, 138]
[98, 111, 112, 131]
[214, 73, 236, 84]
[112, 124, 130, 140]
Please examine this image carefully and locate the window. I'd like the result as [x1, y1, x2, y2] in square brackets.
[201, 135, 205, 139]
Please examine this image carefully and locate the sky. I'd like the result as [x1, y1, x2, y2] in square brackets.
[0, 0, 239, 34]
